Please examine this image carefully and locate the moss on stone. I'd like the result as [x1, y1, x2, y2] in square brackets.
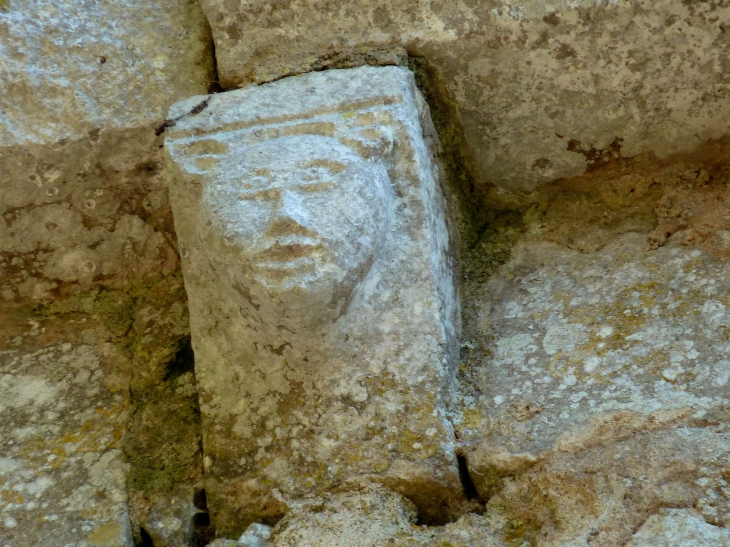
[27, 272, 203, 509]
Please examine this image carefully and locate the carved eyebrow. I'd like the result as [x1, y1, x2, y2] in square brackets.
[304, 159, 347, 173]
[297, 181, 337, 193]
[237, 188, 280, 200]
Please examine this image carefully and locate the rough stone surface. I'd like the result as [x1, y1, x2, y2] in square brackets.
[0, 321, 133, 547]
[269, 486, 504, 547]
[0, 0, 212, 146]
[238, 523, 273, 547]
[122, 279, 207, 547]
[207, 540, 239, 547]
[626, 509, 730, 547]
[522, 152, 730, 259]
[202, 0, 730, 192]
[165, 66, 462, 535]
[3, 0, 730, 545]
[1, 4, 213, 541]
[457, 233, 730, 491]
[0, 270, 204, 546]
[479, 424, 730, 546]
[0, 0, 214, 306]
[271, 487, 421, 547]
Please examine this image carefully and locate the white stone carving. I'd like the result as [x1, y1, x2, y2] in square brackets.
[165, 66, 461, 536]
[196, 133, 396, 329]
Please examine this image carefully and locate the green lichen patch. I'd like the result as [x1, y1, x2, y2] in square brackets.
[23, 271, 203, 541]
[484, 425, 730, 546]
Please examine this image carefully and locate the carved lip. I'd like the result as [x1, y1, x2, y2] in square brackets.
[254, 242, 323, 265]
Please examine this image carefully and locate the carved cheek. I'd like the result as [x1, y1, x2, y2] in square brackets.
[218, 197, 272, 249]
[329, 184, 382, 260]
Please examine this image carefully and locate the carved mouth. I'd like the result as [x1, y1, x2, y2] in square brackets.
[258, 243, 323, 262]
[252, 242, 324, 278]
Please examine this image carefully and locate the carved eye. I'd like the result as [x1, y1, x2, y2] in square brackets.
[302, 159, 347, 179]
[299, 161, 347, 191]
[237, 189, 280, 201]
[297, 182, 337, 194]
[247, 175, 271, 186]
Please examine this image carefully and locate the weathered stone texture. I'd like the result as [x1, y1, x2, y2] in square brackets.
[0, 129, 184, 308]
[0, 273, 206, 547]
[0, 0, 214, 305]
[626, 509, 730, 547]
[522, 153, 730, 259]
[0, 324, 133, 547]
[202, 0, 730, 192]
[165, 66, 462, 535]
[0, 2, 214, 544]
[268, 486, 504, 547]
[0, 0, 212, 146]
[122, 280, 207, 547]
[457, 233, 730, 490]
[482, 425, 730, 546]
[3, 0, 730, 544]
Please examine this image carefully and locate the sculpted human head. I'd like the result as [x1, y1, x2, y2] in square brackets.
[197, 134, 395, 318]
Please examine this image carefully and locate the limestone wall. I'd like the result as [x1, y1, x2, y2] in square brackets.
[2, 0, 730, 546]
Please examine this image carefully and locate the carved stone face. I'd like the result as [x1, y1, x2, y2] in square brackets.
[197, 135, 394, 308]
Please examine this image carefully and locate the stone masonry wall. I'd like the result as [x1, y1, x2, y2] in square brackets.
[2, 0, 730, 546]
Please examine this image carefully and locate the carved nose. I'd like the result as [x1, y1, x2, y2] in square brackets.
[266, 191, 316, 238]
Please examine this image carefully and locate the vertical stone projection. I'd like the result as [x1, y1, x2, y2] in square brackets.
[165, 66, 461, 535]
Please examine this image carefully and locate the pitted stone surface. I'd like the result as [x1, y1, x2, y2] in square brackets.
[0, 329, 133, 547]
[626, 509, 730, 547]
[457, 233, 730, 489]
[268, 486, 505, 547]
[0, 270, 202, 547]
[165, 66, 461, 534]
[482, 425, 730, 546]
[202, 0, 730, 192]
[0, 0, 213, 307]
[0, 0, 212, 146]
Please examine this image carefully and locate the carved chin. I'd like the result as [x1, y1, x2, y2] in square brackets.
[250, 257, 319, 287]
[249, 262, 347, 297]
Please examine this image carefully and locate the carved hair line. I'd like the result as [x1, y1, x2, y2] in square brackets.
[173, 118, 397, 176]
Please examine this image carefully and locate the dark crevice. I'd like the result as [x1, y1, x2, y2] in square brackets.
[156, 10, 220, 137]
[191, 487, 215, 547]
[200, 5, 222, 94]
[191, 509, 216, 547]
[164, 335, 195, 382]
[207, 32, 223, 94]
[135, 527, 155, 547]
[236, 43, 407, 89]
[193, 512, 211, 527]
[193, 487, 208, 511]
[456, 453, 482, 502]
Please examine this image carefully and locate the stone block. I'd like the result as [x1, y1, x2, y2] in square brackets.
[457, 233, 730, 495]
[626, 509, 730, 547]
[202, 0, 730, 192]
[0, 0, 214, 305]
[0, 0, 212, 147]
[269, 486, 505, 547]
[0, 4, 213, 542]
[165, 66, 462, 535]
[483, 425, 730, 545]
[0, 324, 133, 547]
